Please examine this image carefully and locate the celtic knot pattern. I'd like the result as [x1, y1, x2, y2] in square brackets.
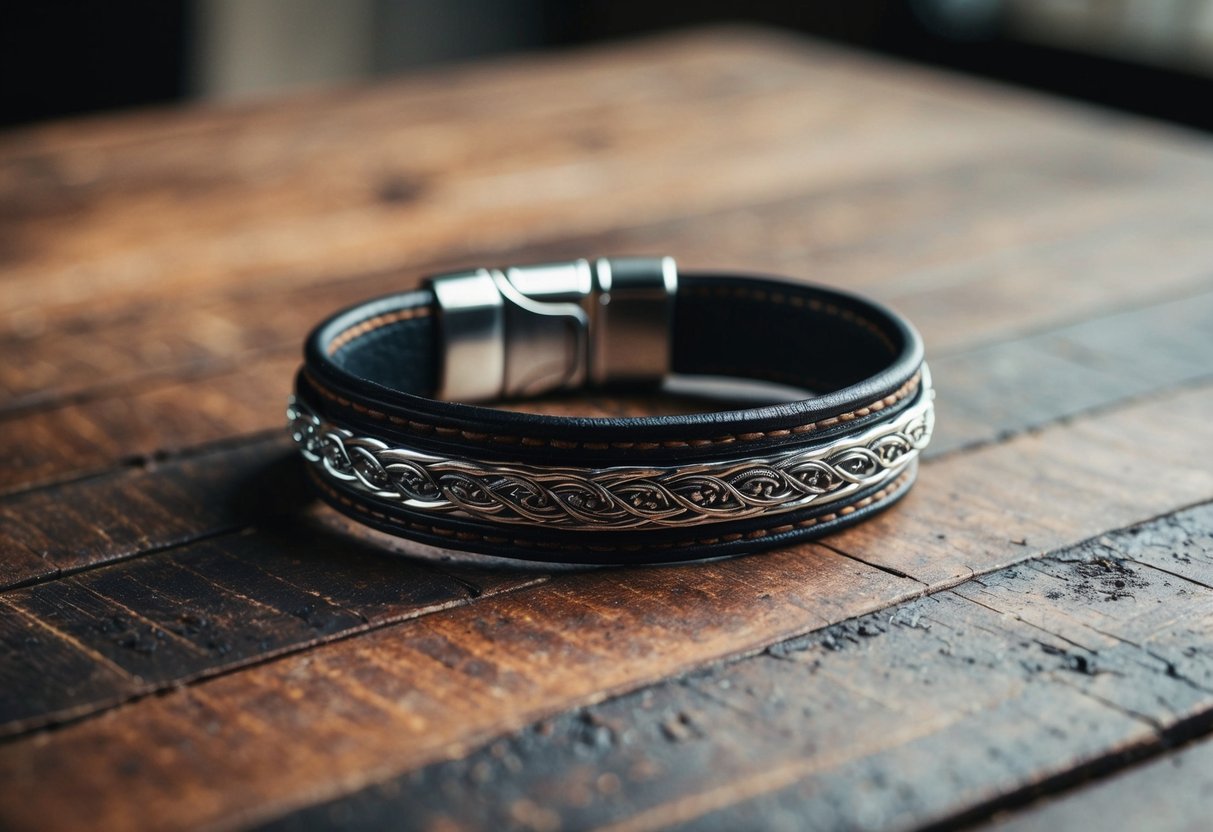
[288, 384, 933, 531]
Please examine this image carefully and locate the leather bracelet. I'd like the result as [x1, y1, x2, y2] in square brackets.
[288, 257, 933, 563]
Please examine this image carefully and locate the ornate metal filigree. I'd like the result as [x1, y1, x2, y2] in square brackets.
[288, 380, 933, 531]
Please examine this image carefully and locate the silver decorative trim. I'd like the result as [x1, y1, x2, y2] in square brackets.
[288, 371, 933, 531]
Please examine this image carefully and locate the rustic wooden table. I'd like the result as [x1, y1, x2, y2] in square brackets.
[2, 27, 1213, 832]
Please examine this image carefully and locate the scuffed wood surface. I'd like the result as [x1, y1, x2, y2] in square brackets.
[2, 25, 1213, 832]
[261, 504, 1213, 832]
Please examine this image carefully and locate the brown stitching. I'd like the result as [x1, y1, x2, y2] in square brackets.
[302, 369, 922, 450]
[309, 468, 913, 554]
[326, 280, 895, 369]
[315, 281, 915, 447]
[327, 307, 432, 357]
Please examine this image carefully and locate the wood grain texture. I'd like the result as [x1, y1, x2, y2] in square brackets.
[985, 733, 1213, 832]
[0, 439, 295, 587]
[261, 502, 1213, 831]
[4, 247, 1213, 496]
[5, 129, 1213, 411]
[0, 357, 294, 494]
[0, 512, 547, 735]
[2, 27, 1212, 498]
[4, 24, 1213, 832]
[2, 29, 1065, 323]
[2, 383, 1213, 829]
[3, 280, 1212, 594]
[928, 286, 1213, 456]
[3, 360, 1212, 735]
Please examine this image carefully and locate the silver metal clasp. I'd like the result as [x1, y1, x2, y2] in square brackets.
[429, 256, 677, 402]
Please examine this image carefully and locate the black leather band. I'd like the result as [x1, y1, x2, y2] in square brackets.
[291, 270, 930, 563]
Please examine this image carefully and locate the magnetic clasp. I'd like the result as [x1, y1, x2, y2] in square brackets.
[429, 268, 506, 402]
[497, 260, 593, 397]
[589, 256, 677, 386]
[429, 257, 677, 402]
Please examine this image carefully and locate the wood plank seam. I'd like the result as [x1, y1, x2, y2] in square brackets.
[981, 725, 1213, 831]
[928, 367, 1213, 464]
[0, 521, 245, 594]
[3, 373, 1213, 740]
[0, 596, 139, 684]
[815, 539, 930, 585]
[5, 30, 1213, 830]
[0, 581, 482, 740]
[0, 173, 1177, 420]
[8, 252, 1213, 502]
[932, 699, 1213, 832]
[6, 276, 1213, 587]
[0, 427, 287, 501]
[255, 505, 1213, 832]
[6, 135, 1212, 421]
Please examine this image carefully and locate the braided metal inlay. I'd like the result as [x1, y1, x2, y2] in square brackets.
[288, 375, 933, 531]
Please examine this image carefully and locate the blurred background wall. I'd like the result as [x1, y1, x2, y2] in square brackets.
[3, 0, 1213, 129]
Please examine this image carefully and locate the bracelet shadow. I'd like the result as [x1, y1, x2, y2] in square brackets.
[228, 436, 762, 597]
[230, 380, 812, 591]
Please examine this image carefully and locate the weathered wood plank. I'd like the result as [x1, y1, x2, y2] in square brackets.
[1, 383, 1212, 830]
[258, 503, 1213, 832]
[0, 438, 295, 586]
[179, 523, 550, 626]
[672, 533, 1213, 832]
[3, 30, 1213, 494]
[2, 360, 1212, 735]
[0, 544, 909, 832]
[5, 27, 1213, 832]
[4, 277, 1212, 592]
[0, 598, 139, 730]
[2, 30, 1074, 326]
[4, 241, 1213, 514]
[928, 285, 1213, 455]
[0, 357, 294, 494]
[1105, 500, 1213, 591]
[0, 533, 54, 589]
[0, 512, 547, 735]
[7, 578, 214, 686]
[984, 733, 1213, 832]
[833, 377, 1213, 585]
[885, 198, 1213, 352]
[6, 127, 1211, 410]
